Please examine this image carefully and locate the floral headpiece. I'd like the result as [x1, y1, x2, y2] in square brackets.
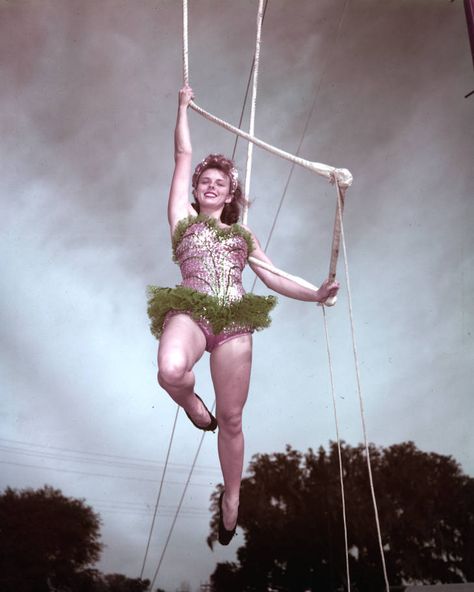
[192, 154, 239, 195]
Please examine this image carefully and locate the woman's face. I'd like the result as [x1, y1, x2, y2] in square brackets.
[195, 168, 232, 211]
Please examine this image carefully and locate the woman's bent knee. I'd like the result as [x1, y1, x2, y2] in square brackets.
[158, 352, 189, 387]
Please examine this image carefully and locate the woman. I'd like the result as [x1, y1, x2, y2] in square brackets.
[147, 85, 339, 545]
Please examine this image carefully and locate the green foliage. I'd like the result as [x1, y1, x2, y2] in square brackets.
[0, 485, 151, 592]
[208, 442, 474, 592]
[66, 570, 151, 592]
[210, 562, 243, 592]
[101, 573, 151, 592]
[0, 485, 102, 592]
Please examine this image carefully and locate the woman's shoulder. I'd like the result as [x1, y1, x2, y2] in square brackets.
[171, 213, 203, 249]
[238, 222, 253, 236]
[237, 223, 260, 253]
[228, 221, 256, 255]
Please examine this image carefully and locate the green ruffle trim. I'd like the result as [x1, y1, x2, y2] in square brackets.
[171, 215, 255, 263]
[147, 285, 277, 339]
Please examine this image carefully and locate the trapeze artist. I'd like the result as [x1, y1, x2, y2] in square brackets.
[147, 85, 339, 546]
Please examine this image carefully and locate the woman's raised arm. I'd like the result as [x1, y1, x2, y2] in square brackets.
[168, 85, 196, 231]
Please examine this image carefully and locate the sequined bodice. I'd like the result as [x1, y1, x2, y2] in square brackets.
[173, 217, 253, 305]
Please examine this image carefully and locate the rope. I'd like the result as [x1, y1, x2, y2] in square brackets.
[321, 305, 351, 591]
[242, 0, 265, 224]
[190, 99, 352, 186]
[182, 8, 351, 184]
[231, 1, 269, 162]
[182, 0, 189, 85]
[139, 406, 179, 579]
[147, 403, 215, 591]
[336, 183, 390, 592]
[250, 0, 351, 293]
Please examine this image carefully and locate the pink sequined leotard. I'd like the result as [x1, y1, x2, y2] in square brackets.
[147, 215, 276, 350]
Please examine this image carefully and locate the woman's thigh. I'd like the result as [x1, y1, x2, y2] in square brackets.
[210, 334, 253, 415]
[158, 313, 207, 372]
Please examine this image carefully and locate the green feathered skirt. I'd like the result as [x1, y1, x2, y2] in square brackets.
[146, 285, 277, 339]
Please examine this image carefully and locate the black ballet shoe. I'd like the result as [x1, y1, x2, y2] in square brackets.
[185, 393, 217, 432]
[218, 492, 237, 546]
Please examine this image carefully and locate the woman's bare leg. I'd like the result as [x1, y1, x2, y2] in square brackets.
[158, 314, 211, 427]
[210, 334, 252, 530]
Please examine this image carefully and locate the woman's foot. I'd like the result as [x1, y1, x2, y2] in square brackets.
[185, 393, 217, 432]
[218, 491, 238, 545]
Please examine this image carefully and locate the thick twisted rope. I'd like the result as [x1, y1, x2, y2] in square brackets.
[182, 3, 352, 187]
[231, 2, 269, 163]
[182, 0, 190, 85]
[242, 0, 265, 224]
[189, 100, 353, 186]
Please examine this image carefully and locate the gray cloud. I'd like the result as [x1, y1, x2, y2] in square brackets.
[1, 0, 473, 589]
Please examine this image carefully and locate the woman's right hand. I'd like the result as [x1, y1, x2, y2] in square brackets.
[179, 85, 194, 108]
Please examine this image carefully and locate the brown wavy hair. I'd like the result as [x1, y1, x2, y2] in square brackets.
[191, 154, 247, 225]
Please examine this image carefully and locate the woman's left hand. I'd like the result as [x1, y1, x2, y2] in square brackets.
[316, 279, 340, 303]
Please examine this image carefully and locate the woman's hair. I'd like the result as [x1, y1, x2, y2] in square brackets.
[191, 154, 247, 225]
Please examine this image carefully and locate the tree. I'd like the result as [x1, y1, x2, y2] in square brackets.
[0, 485, 102, 592]
[0, 485, 154, 592]
[210, 562, 243, 592]
[101, 573, 151, 592]
[67, 570, 151, 592]
[207, 442, 474, 592]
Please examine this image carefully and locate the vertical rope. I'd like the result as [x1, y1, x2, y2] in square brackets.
[321, 306, 351, 591]
[182, 0, 189, 85]
[139, 406, 180, 579]
[335, 180, 390, 592]
[231, 1, 269, 162]
[249, 0, 351, 294]
[147, 404, 215, 591]
[242, 0, 265, 224]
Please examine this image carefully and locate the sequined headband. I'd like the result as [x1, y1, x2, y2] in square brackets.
[192, 155, 239, 195]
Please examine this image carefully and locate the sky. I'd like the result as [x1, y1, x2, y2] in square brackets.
[1, 0, 473, 590]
